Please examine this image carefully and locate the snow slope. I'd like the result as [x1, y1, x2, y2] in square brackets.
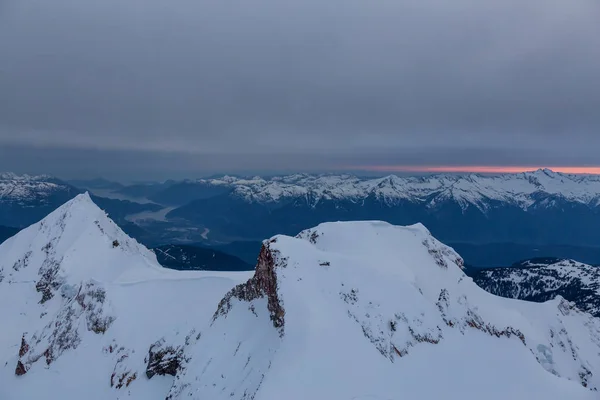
[0, 193, 252, 400]
[2, 194, 600, 399]
[170, 222, 600, 400]
[188, 169, 600, 211]
[471, 258, 600, 317]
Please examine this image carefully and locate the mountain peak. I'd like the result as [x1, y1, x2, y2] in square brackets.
[0, 191, 160, 288]
[533, 167, 557, 175]
[171, 221, 600, 398]
[0, 196, 252, 396]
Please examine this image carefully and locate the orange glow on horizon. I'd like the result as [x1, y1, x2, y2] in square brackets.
[347, 166, 600, 175]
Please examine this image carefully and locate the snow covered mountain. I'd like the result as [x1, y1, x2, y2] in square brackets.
[0, 172, 70, 200]
[0, 173, 163, 240]
[166, 170, 600, 248]
[2, 195, 600, 399]
[471, 258, 600, 317]
[168, 222, 600, 399]
[0, 193, 252, 399]
[0, 173, 81, 227]
[171, 169, 600, 210]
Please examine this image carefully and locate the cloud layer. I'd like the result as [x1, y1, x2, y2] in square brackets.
[1, 0, 599, 177]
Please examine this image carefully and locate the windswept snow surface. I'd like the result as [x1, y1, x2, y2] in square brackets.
[1, 194, 599, 399]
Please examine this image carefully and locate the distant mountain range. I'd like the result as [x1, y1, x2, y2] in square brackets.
[470, 258, 600, 318]
[169, 169, 600, 209]
[0, 173, 82, 227]
[6, 170, 600, 267]
[164, 170, 600, 248]
[0, 173, 161, 228]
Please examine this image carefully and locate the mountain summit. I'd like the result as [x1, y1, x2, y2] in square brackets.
[0, 192, 159, 287]
[0, 193, 251, 399]
[170, 221, 600, 399]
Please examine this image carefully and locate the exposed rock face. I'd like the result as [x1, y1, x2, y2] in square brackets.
[16, 281, 115, 375]
[422, 236, 465, 270]
[15, 361, 27, 376]
[214, 241, 285, 335]
[75, 282, 115, 334]
[109, 345, 136, 389]
[18, 335, 29, 358]
[12, 251, 32, 272]
[35, 243, 65, 304]
[146, 339, 185, 379]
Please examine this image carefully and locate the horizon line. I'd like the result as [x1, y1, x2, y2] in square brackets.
[343, 166, 600, 175]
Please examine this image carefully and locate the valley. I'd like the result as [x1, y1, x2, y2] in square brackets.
[6, 170, 600, 269]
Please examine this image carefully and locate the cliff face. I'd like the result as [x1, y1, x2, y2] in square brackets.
[214, 240, 285, 334]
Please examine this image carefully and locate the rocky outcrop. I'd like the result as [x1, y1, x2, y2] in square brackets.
[422, 236, 464, 270]
[145, 339, 185, 379]
[12, 251, 32, 272]
[35, 241, 64, 304]
[213, 240, 285, 335]
[15, 361, 27, 376]
[16, 281, 115, 375]
[109, 345, 137, 389]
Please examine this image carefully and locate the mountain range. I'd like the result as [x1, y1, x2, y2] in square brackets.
[6, 170, 600, 267]
[0, 172, 161, 227]
[470, 258, 600, 318]
[164, 170, 600, 251]
[0, 173, 82, 228]
[1, 194, 599, 399]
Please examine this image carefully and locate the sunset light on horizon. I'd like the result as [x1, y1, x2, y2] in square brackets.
[348, 166, 600, 175]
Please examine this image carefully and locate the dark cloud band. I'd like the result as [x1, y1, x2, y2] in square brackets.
[0, 0, 598, 177]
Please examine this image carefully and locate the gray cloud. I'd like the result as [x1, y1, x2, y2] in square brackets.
[1, 0, 599, 177]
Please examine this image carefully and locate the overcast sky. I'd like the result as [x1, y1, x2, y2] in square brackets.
[1, 0, 599, 179]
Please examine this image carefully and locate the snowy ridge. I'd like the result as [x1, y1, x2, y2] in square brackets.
[170, 221, 600, 399]
[2, 195, 600, 399]
[0, 193, 252, 399]
[191, 169, 600, 210]
[472, 259, 600, 317]
[0, 192, 160, 286]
